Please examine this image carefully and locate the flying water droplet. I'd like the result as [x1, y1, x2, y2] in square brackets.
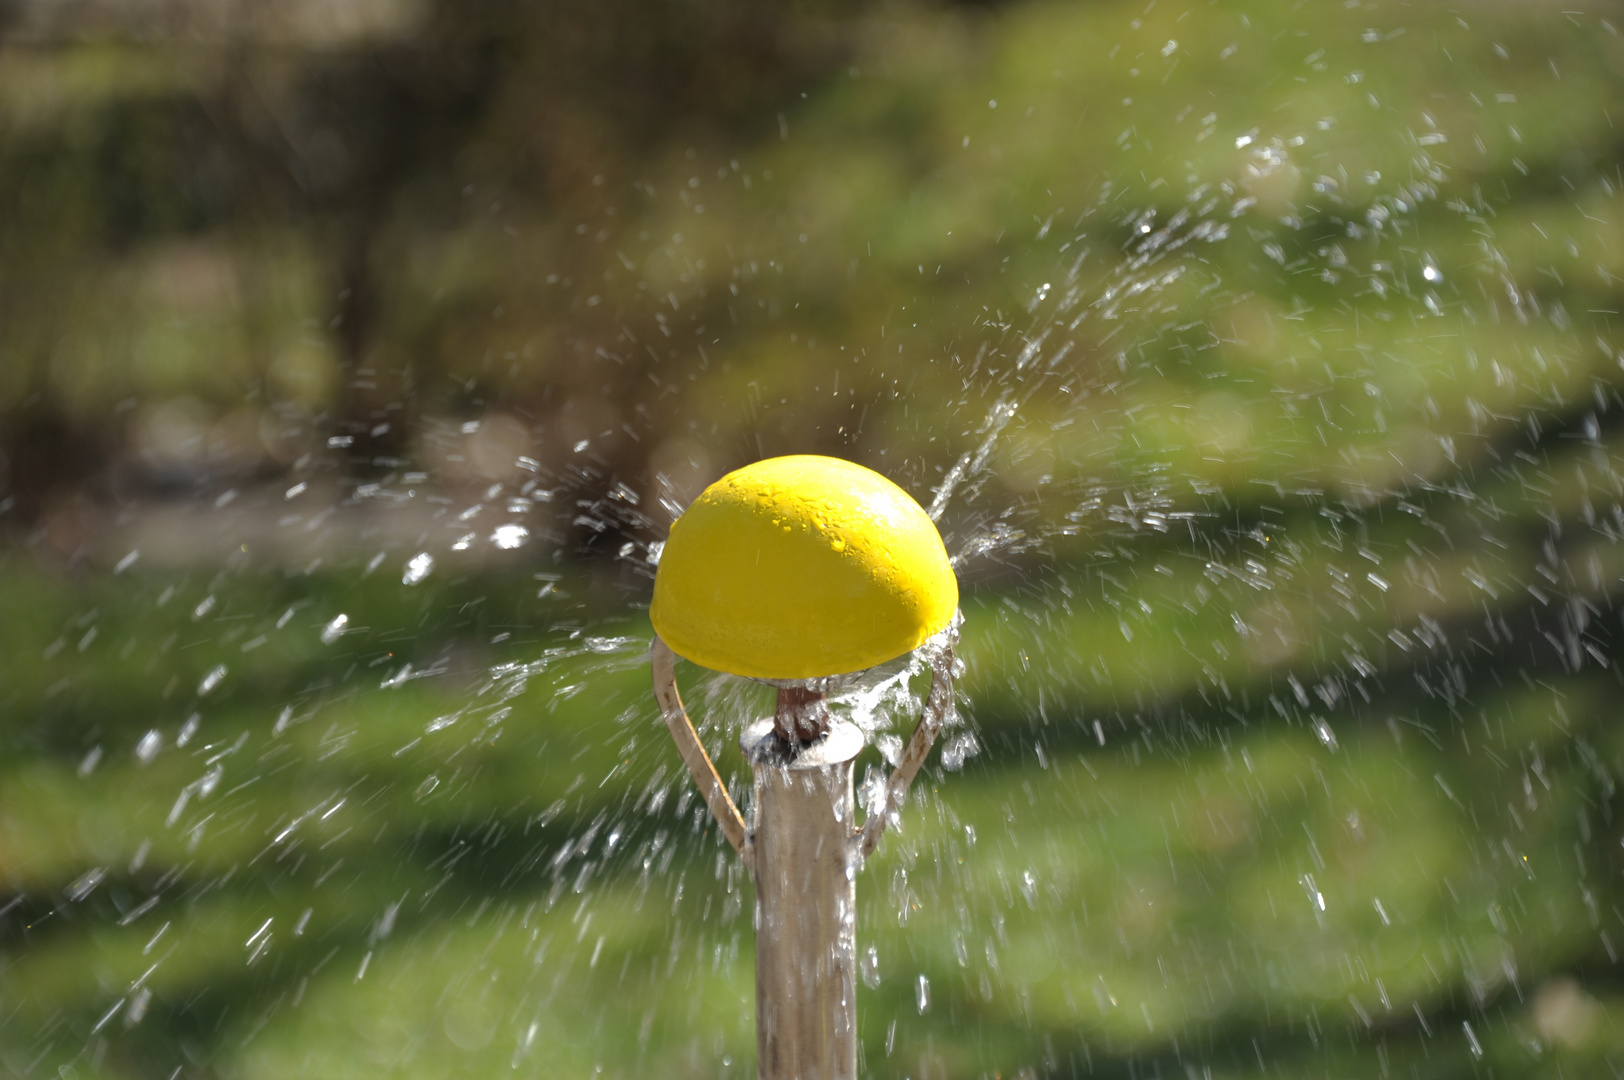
[65, 867, 106, 902]
[135, 729, 163, 764]
[78, 746, 102, 777]
[916, 974, 931, 1014]
[125, 987, 152, 1027]
[861, 946, 881, 988]
[245, 917, 274, 965]
[1299, 873, 1326, 911]
[320, 614, 349, 645]
[858, 766, 885, 814]
[491, 524, 530, 550]
[875, 734, 903, 767]
[402, 552, 434, 585]
[1312, 716, 1339, 752]
[198, 664, 227, 697]
[941, 731, 980, 771]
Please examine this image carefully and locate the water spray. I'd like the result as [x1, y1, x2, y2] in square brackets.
[649, 455, 960, 1080]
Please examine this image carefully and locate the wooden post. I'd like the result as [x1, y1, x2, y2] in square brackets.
[742, 712, 863, 1080]
[651, 631, 957, 1080]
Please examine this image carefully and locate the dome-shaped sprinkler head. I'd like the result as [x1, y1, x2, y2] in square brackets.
[651, 454, 959, 681]
[646, 455, 962, 1080]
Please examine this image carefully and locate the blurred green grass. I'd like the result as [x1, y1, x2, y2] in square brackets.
[4, 526, 1623, 1077]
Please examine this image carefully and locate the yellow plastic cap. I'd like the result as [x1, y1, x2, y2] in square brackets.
[650, 455, 958, 679]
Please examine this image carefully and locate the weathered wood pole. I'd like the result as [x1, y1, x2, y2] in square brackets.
[743, 688, 862, 1080]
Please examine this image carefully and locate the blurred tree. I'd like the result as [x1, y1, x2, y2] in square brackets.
[0, 0, 879, 528]
[2, 0, 1623, 568]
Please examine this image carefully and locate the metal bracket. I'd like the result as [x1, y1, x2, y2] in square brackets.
[856, 635, 956, 863]
[650, 635, 752, 867]
[653, 630, 957, 870]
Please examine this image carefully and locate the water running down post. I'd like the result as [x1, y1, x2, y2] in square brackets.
[646, 455, 962, 1080]
[743, 700, 861, 1080]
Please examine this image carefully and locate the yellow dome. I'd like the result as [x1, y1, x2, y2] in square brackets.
[650, 455, 958, 679]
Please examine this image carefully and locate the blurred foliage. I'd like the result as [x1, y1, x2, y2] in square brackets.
[6, 0, 1622, 549]
[6, 0, 1624, 1078]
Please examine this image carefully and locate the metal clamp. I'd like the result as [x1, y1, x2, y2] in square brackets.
[650, 635, 752, 867]
[856, 635, 956, 863]
[652, 631, 957, 868]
